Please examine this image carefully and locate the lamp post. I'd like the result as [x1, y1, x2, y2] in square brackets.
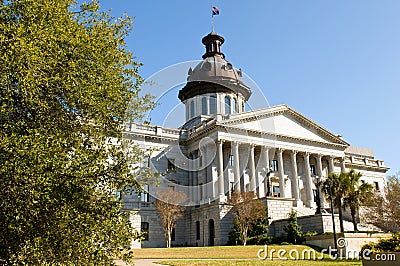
[265, 168, 273, 224]
[314, 177, 322, 214]
[327, 181, 338, 255]
[266, 168, 272, 197]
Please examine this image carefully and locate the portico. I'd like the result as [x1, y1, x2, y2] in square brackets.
[187, 134, 348, 209]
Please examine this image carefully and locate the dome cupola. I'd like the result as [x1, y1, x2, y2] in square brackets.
[178, 32, 252, 126]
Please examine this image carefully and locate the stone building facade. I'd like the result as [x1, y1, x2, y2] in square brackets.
[122, 32, 388, 248]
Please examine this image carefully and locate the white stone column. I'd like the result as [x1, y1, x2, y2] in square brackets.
[316, 154, 323, 178]
[217, 140, 225, 200]
[262, 146, 270, 197]
[303, 152, 314, 207]
[232, 141, 241, 193]
[249, 144, 257, 194]
[290, 150, 300, 201]
[340, 157, 346, 173]
[188, 153, 193, 203]
[277, 148, 286, 198]
[202, 145, 208, 200]
[328, 156, 335, 174]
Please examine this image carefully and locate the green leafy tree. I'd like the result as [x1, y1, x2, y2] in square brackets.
[228, 191, 266, 246]
[0, 0, 153, 264]
[322, 171, 349, 233]
[343, 169, 373, 231]
[283, 210, 302, 244]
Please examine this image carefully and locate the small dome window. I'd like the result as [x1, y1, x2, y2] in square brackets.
[224, 63, 233, 70]
[202, 61, 212, 71]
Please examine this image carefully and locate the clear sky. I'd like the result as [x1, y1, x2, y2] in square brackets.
[97, 0, 400, 176]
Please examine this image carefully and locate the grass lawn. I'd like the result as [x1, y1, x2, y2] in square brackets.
[132, 245, 362, 265]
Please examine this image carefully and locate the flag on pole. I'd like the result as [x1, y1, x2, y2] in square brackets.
[212, 6, 219, 16]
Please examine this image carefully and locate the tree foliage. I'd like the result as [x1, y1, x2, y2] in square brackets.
[283, 210, 302, 244]
[323, 170, 374, 233]
[343, 169, 373, 231]
[228, 191, 266, 246]
[364, 172, 400, 233]
[0, 0, 153, 264]
[322, 171, 348, 233]
[362, 232, 400, 253]
[153, 188, 187, 248]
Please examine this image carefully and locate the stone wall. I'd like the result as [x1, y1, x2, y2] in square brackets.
[269, 213, 341, 237]
[263, 197, 295, 221]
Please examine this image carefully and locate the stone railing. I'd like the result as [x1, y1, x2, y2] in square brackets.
[125, 123, 186, 139]
[345, 155, 385, 168]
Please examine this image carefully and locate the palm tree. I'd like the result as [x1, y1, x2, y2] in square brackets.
[343, 169, 373, 231]
[322, 171, 349, 233]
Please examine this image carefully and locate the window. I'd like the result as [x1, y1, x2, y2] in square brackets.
[199, 183, 203, 200]
[209, 96, 216, 114]
[140, 184, 149, 202]
[201, 97, 207, 115]
[232, 98, 237, 114]
[171, 228, 176, 241]
[273, 186, 280, 197]
[313, 189, 318, 202]
[143, 156, 150, 168]
[196, 221, 200, 240]
[141, 222, 149, 241]
[374, 181, 379, 191]
[168, 159, 176, 171]
[190, 100, 195, 118]
[230, 182, 235, 193]
[228, 154, 234, 166]
[310, 165, 316, 175]
[271, 160, 278, 172]
[225, 96, 231, 114]
[242, 102, 245, 112]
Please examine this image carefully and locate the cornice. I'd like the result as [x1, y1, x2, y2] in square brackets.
[221, 124, 347, 150]
[220, 104, 349, 146]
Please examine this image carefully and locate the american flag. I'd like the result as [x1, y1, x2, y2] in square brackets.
[212, 6, 219, 16]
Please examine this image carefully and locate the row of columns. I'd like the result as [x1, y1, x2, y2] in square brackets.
[214, 140, 346, 206]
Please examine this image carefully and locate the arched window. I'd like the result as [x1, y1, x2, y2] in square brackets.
[190, 100, 195, 118]
[201, 97, 207, 115]
[232, 98, 237, 114]
[209, 96, 216, 114]
[225, 96, 231, 114]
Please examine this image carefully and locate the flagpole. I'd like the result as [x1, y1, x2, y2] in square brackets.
[211, 5, 214, 32]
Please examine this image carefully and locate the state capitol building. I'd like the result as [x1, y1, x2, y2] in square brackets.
[121, 31, 388, 248]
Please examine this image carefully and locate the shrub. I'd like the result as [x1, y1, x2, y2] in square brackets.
[361, 233, 400, 253]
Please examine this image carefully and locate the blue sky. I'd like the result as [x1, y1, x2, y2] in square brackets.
[97, 0, 400, 176]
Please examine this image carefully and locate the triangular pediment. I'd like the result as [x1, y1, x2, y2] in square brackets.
[220, 104, 348, 145]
